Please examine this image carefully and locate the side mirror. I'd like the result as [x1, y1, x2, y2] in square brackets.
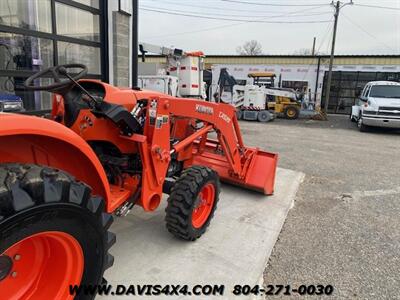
[359, 96, 367, 102]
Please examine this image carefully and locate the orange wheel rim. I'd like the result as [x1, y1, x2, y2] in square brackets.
[192, 183, 215, 228]
[0, 231, 84, 300]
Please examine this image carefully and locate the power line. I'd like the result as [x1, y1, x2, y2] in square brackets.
[325, 24, 333, 54]
[341, 12, 396, 52]
[353, 3, 400, 11]
[220, 0, 328, 7]
[300, 20, 334, 81]
[319, 20, 334, 55]
[140, 5, 331, 18]
[143, 5, 334, 39]
[142, 0, 328, 13]
[141, 0, 300, 13]
[140, 7, 332, 23]
[145, 23, 248, 39]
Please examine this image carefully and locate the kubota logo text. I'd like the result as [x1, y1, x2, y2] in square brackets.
[195, 104, 214, 115]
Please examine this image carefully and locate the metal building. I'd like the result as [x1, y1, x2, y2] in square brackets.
[144, 54, 400, 114]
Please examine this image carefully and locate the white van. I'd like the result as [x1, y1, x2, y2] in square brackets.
[351, 81, 400, 132]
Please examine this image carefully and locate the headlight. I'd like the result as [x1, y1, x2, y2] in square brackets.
[3, 101, 24, 111]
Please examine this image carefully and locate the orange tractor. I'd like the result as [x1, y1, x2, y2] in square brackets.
[0, 64, 278, 299]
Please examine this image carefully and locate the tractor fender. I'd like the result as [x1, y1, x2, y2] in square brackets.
[0, 113, 112, 211]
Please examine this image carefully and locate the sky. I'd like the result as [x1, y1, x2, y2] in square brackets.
[139, 0, 400, 55]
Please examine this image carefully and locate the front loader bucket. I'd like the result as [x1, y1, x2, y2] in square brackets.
[242, 149, 278, 195]
[192, 141, 278, 195]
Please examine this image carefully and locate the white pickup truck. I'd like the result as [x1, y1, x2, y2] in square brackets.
[351, 81, 400, 132]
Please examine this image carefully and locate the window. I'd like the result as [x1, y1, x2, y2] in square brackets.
[0, 0, 106, 112]
[0, 32, 54, 110]
[361, 86, 368, 98]
[1, 76, 53, 110]
[322, 71, 400, 114]
[358, 72, 377, 81]
[119, 0, 132, 14]
[282, 81, 308, 92]
[0, 32, 53, 71]
[58, 41, 101, 74]
[364, 85, 371, 98]
[56, 2, 100, 42]
[73, 0, 99, 9]
[370, 85, 400, 99]
[0, 0, 52, 33]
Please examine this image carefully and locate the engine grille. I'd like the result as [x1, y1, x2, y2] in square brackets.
[362, 111, 377, 116]
[379, 106, 400, 112]
[377, 111, 400, 116]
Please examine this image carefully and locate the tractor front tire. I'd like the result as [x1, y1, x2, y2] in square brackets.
[165, 166, 220, 241]
[0, 164, 115, 300]
[284, 105, 300, 120]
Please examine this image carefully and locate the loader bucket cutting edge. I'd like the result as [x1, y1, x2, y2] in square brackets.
[192, 145, 278, 195]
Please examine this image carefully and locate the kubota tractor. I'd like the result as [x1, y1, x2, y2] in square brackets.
[0, 64, 278, 299]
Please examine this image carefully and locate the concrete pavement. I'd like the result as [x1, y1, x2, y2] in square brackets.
[99, 167, 304, 299]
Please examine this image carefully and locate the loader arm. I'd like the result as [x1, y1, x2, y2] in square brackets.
[168, 98, 245, 176]
[166, 96, 278, 194]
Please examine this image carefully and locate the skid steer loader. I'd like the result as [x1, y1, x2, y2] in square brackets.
[215, 69, 301, 120]
[0, 64, 278, 299]
[249, 73, 302, 120]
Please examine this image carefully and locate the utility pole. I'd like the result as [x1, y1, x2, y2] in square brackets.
[323, 0, 353, 115]
[311, 37, 316, 56]
[132, 0, 139, 87]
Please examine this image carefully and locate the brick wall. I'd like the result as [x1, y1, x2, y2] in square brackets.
[113, 11, 130, 86]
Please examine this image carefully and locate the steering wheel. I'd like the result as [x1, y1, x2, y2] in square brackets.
[24, 64, 88, 92]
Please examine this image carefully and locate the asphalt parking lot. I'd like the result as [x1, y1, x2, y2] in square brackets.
[238, 115, 400, 299]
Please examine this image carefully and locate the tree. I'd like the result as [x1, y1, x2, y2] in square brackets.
[293, 48, 313, 55]
[236, 40, 263, 55]
[293, 48, 328, 55]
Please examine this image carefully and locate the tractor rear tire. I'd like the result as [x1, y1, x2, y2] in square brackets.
[165, 166, 220, 241]
[0, 164, 115, 300]
[284, 105, 300, 120]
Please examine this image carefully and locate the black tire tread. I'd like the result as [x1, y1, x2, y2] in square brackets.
[0, 163, 115, 276]
[257, 110, 272, 123]
[284, 105, 300, 120]
[165, 166, 220, 241]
